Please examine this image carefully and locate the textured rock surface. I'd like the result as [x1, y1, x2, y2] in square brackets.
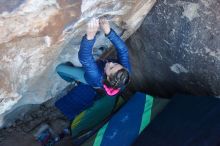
[0, 0, 156, 127]
[127, 0, 220, 97]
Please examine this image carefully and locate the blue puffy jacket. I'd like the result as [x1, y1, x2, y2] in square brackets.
[78, 29, 131, 89]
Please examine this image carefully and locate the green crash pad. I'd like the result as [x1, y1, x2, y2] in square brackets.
[71, 95, 123, 137]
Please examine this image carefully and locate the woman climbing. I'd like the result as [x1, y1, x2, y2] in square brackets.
[56, 18, 131, 96]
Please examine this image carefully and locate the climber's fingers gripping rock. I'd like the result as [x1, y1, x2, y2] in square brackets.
[86, 18, 99, 40]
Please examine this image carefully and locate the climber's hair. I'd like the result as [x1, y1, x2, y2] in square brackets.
[104, 68, 130, 89]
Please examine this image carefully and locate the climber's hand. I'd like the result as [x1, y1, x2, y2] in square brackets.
[86, 18, 99, 40]
[99, 18, 110, 35]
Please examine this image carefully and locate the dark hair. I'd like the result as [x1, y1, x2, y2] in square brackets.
[103, 68, 130, 89]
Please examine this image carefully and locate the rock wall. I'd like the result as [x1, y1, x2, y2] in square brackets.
[127, 0, 220, 98]
[0, 0, 156, 127]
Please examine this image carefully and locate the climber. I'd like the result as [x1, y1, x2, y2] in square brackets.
[56, 18, 131, 96]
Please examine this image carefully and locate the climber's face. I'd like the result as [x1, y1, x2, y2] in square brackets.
[104, 62, 123, 77]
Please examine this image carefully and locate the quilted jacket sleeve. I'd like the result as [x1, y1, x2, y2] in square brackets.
[78, 35, 102, 87]
[106, 29, 131, 72]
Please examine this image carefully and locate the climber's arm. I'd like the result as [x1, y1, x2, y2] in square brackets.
[100, 18, 131, 72]
[78, 18, 102, 87]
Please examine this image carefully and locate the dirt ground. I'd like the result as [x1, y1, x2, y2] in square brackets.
[0, 85, 75, 146]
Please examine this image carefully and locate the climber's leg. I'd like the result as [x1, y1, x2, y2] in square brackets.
[56, 62, 87, 84]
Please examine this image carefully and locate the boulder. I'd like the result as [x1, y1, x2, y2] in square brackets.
[127, 0, 220, 97]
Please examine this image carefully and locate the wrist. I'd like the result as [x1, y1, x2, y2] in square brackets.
[86, 34, 95, 40]
[104, 28, 111, 35]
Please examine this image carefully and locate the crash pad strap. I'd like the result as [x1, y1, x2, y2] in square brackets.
[139, 95, 153, 133]
[93, 123, 109, 146]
